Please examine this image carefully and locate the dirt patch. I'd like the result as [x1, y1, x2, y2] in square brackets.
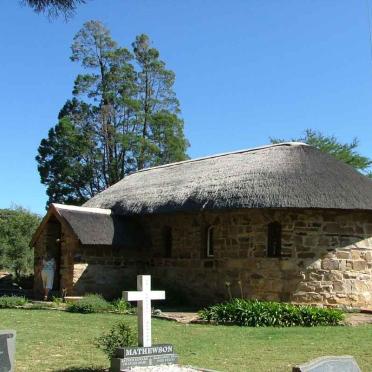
[344, 312, 372, 326]
[153, 312, 199, 324]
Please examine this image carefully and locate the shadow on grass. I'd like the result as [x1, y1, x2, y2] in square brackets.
[54, 367, 107, 372]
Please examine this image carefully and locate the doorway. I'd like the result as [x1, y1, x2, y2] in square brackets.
[45, 217, 62, 292]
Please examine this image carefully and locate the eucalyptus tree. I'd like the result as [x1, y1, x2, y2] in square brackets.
[37, 21, 189, 206]
[70, 20, 137, 186]
[132, 34, 186, 169]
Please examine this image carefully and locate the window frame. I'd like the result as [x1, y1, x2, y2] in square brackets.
[162, 226, 172, 258]
[267, 221, 282, 258]
[206, 225, 215, 258]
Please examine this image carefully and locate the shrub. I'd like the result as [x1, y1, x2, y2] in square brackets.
[66, 294, 113, 314]
[0, 295, 28, 308]
[111, 298, 132, 314]
[95, 321, 136, 359]
[0, 206, 41, 279]
[199, 299, 344, 327]
[51, 296, 67, 308]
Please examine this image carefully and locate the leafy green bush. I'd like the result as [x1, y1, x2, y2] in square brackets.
[51, 296, 67, 308]
[111, 298, 132, 314]
[199, 299, 344, 327]
[95, 321, 136, 359]
[0, 206, 40, 279]
[66, 294, 113, 314]
[0, 295, 28, 308]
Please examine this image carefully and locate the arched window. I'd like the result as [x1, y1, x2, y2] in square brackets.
[206, 226, 215, 258]
[162, 226, 172, 258]
[267, 222, 282, 257]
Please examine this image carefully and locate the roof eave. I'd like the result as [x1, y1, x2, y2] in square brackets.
[29, 203, 80, 247]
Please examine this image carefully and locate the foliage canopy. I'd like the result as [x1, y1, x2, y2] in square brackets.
[23, 0, 86, 17]
[0, 206, 40, 278]
[37, 21, 189, 206]
[271, 129, 372, 176]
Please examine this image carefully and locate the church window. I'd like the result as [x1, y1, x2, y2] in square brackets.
[162, 226, 172, 258]
[206, 226, 215, 257]
[267, 222, 281, 257]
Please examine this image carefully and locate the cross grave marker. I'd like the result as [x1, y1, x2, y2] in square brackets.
[111, 275, 178, 371]
[122, 275, 165, 347]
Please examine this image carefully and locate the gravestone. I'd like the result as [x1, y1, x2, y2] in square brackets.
[110, 275, 178, 371]
[0, 330, 16, 372]
[111, 344, 178, 370]
[293, 356, 361, 372]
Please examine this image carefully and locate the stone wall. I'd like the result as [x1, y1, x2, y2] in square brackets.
[140, 209, 372, 308]
[71, 244, 148, 298]
[34, 216, 146, 299]
[34, 208, 372, 308]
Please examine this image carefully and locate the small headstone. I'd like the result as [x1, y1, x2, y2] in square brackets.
[111, 344, 178, 370]
[0, 330, 16, 372]
[293, 355, 361, 372]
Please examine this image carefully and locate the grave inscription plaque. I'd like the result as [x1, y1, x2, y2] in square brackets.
[111, 344, 178, 370]
[293, 355, 361, 372]
[0, 330, 16, 372]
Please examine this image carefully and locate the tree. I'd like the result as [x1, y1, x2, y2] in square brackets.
[37, 100, 102, 205]
[37, 21, 189, 206]
[0, 206, 41, 279]
[271, 129, 372, 176]
[132, 34, 185, 169]
[22, 0, 86, 17]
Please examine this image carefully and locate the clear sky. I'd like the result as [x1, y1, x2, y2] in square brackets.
[1, 0, 372, 215]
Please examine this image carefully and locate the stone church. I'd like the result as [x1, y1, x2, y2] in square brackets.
[31, 142, 372, 308]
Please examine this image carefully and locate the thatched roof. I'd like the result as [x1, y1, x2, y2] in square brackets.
[84, 142, 372, 215]
[31, 204, 143, 247]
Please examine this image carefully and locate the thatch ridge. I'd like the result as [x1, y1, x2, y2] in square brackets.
[134, 142, 309, 174]
[52, 203, 112, 215]
[84, 142, 372, 215]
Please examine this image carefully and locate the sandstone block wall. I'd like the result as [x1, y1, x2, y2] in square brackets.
[34, 209, 372, 308]
[140, 209, 372, 308]
[71, 245, 148, 298]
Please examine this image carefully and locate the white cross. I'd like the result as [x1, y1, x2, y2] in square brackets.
[123, 275, 165, 347]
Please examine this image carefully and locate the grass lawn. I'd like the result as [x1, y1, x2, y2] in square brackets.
[1, 309, 372, 372]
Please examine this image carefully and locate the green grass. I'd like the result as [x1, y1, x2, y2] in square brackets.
[1, 309, 372, 372]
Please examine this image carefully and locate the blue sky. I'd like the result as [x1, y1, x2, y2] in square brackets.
[1, 0, 372, 215]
